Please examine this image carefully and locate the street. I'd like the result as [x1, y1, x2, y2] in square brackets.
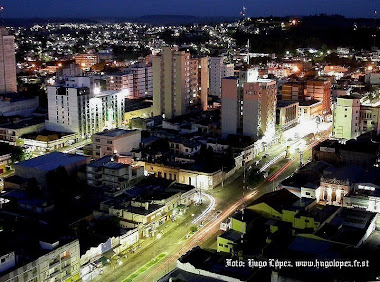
[91, 126, 330, 282]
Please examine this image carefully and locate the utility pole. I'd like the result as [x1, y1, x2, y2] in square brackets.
[221, 166, 224, 188]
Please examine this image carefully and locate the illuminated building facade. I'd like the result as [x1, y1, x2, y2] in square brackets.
[92, 129, 141, 159]
[46, 77, 125, 139]
[281, 81, 306, 101]
[0, 28, 17, 93]
[221, 68, 277, 139]
[306, 79, 331, 115]
[74, 53, 99, 70]
[209, 57, 234, 97]
[153, 47, 191, 118]
[152, 47, 207, 118]
[333, 95, 380, 140]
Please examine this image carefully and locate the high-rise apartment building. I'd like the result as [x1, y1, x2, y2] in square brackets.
[281, 81, 306, 101]
[332, 96, 361, 140]
[209, 57, 234, 97]
[153, 47, 208, 118]
[46, 76, 125, 139]
[242, 79, 277, 138]
[306, 79, 331, 115]
[0, 28, 17, 93]
[198, 57, 209, 111]
[106, 73, 133, 96]
[222, 68, 277, 139]
[153, 47, 190, 118]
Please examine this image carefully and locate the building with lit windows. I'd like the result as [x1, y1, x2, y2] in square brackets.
[106, 73, 133, 95]
[221, 68, 277, 139]
[0, 28, 17, 94]
[306, 79, 331, 116]
[276, 101, 299, 130]
[332, 96, 361, 140]
[332, 95, 380, 140]
[209, 57, 234, 98]
[74, 53, 99, 70]
[281, 81, 306, 101]
[107, 62, 153, 99]
[153, 47, 208, 118]
[46, 77, 125, 139]
[92, 129, 141, 159]
[0, 239, 80, 282]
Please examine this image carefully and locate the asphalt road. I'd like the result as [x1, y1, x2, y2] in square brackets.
[93, 129, 330, 282]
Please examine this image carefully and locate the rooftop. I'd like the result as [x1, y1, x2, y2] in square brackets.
[15, 152, 89, 172]
[299, 99, 322, 106]
[0, 118, 45, 130]
[219, 229, 243, 242]
[94, 128, 138, 138]
[178, 247, 256, 281]
[248, 189, 301, 213]
[276, 100, 299, 108]
[315, 208, 377, 246]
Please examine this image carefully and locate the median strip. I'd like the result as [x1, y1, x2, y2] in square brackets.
[122, 253, 167, 282]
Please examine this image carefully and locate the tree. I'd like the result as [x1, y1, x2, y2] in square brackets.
[247, 168, 264, 186]
[10, 146, 26, 164]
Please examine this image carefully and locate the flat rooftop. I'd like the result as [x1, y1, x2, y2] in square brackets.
[277, 100, 299, 108]
[94, 128, 138, 138]
[15, 152, 89, 172]
[219, 229, 243, 242]
[0, 118, 44, 130]
[299, 100, 322, 106]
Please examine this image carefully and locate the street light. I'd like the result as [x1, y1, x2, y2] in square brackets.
[154, 232, 162, 261]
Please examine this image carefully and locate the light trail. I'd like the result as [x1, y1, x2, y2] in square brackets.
[141, 130, 332, 281]
[259, 151, 286, 172]
[192, 192, 216, 224]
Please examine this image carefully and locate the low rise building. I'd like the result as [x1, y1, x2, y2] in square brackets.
[86, 155, 143, 194]
[0, 239, 80, 282]
[276, 100, 299, 130]
[20, 131, 77, 153]
[8, 152, 90, 191]
[169, 138, 202, 157]
[0, 93, 39, 117]
[92, 129, 141, 159]
[144, 162, 223, 190]
[298, 99, 323, 121]
[313, 138, 380, 168]
[0, 118, 45, 145]
[100, 178, 196, 236]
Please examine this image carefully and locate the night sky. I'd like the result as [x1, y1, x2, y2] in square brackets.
[2, 0, 379, 18]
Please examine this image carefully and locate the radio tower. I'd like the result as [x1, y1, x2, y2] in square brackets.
[240, 0, 247, 19]
[373, 9, 378, 49]
[0, 6, 4, 26]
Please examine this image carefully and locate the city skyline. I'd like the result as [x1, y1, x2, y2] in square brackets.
[1, 0, 379, 19]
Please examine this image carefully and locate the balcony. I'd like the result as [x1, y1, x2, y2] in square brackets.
[49, 259, 60, 269]
[49, 269, 60, 279]
[61, 263, 71, 271]
[61, 256, 71, 263]
[62, 272, 72, 281]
